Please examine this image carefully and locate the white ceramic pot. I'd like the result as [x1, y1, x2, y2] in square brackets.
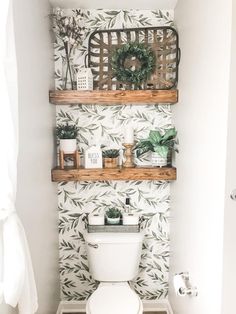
[151, 152, 167, 167]
[106, 216, 120, 225]
[123, 213, 140, 225]
[60, 139, 77, 153]
[88, 214, 105, 226]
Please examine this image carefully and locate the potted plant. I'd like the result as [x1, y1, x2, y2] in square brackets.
[105, 208, 121, 225]
[135, 128, 178, 167]
[102, 149, 120, 168]
[56, 123, 79, 153]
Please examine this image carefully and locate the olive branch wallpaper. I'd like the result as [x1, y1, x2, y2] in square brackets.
[53, 8, 174, 301]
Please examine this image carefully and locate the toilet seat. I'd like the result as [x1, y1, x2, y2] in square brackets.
[86, 283, 142, 314]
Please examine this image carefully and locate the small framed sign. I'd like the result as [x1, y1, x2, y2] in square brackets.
[85, 145, 103, 168]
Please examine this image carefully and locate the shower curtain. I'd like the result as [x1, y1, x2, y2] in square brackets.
[0, 1, 38, 313]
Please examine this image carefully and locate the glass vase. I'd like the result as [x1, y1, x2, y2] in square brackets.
[62, 57, 76, 90]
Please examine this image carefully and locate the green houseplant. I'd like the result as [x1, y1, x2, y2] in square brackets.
[105, 208, 121, 225]
[102, 149, 120, 168]
[56, 123, 79, 153]
[135, 128, 178, 167]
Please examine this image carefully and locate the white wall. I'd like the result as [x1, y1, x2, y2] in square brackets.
[49, 0, 177, 10]
[169, 0, 232, 313]
[0, 0, 60, 313]
[221, 1, 236, 313]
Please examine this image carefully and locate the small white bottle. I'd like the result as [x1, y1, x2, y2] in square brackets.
[124, 197, 131, 214]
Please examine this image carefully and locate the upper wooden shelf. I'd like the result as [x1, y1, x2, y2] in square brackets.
[49, 89, 178, 105]
[51, 166, 176, 182]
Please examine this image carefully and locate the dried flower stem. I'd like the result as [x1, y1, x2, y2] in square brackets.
[64, 43, 74, 89]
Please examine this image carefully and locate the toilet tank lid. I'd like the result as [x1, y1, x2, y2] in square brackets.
[84, 232, 144, 244]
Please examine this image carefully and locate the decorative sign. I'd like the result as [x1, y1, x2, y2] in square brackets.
[85, 145, 103, 168]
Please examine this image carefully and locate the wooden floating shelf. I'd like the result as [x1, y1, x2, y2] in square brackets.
[51, 166, 177, 182]
[49, 89, 178, 105]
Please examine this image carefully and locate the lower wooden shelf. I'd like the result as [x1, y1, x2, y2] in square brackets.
[51, 166, 177, 182]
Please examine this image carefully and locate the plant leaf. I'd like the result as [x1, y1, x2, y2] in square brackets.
[160, 128, 177, 144]
[149, 130, 162, 145]
[154, 145, 169, 158]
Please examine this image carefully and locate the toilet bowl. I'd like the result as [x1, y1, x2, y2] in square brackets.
[86, 282, 143, 314]
[84, 232, 144, 314]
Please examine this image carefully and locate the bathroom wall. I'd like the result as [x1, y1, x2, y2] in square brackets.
[8, 1, 60, 314]
[49, 0, 178, 10]
[54, 9, 175, 301]
[221, 0, 236, 312]
[169, 0, 232, 313]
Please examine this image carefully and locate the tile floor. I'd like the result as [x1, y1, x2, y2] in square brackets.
[65, 312, 167, 314]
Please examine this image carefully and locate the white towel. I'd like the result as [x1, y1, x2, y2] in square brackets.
[2, 213, 38, 313]
[0, 1, 38, 313]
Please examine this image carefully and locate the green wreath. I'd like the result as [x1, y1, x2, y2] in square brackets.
[111, 42, 155, 85]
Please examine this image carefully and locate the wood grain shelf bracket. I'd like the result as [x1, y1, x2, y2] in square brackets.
[51, 166, 177, 182]
[49, 89, 178, 105]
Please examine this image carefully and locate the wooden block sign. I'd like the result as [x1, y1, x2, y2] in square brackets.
[85, 145, 103, 168]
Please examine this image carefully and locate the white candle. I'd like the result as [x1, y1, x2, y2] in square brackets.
[124, 126, 134, 144]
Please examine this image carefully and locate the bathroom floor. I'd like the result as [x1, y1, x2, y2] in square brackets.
[65, 312, 167, 314]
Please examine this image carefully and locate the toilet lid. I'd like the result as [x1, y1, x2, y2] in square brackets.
[88, 285, 141, 314]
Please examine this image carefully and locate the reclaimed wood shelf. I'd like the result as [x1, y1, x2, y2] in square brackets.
[51, 166, 177, 182]
[49, 89, 178, 105]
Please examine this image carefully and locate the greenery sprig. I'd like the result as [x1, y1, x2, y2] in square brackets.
[102, 149, 120, 158]
[111, 42, 155, 85]
[105, 208, 121, 219]
[56, 123, 79, 139]
[51, 8, 86, 89]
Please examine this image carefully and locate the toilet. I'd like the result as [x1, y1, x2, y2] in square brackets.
[84, 232, 144, 314]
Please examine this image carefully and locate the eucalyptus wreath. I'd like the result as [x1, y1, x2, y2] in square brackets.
[111, 42, 155, 85]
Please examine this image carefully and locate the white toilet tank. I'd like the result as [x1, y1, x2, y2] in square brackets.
[85, 232, 144, 282]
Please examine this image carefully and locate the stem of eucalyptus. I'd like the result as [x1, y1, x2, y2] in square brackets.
[64, 43, 74, 90]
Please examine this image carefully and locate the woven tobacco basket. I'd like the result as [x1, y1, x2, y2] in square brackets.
[88, 26, 180, 90]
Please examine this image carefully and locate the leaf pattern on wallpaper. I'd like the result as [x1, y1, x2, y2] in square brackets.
[57, 103, 172, 166]
[53, 9, 174, 90]
[58, 180, 170, 301]
[53, 8, 174, 301]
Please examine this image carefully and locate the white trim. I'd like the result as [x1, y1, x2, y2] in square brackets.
[56, 301, 87, 314]
[166, 299, 174, 314]
[143, 299, 173, 313]
[57, 300, 173, 314]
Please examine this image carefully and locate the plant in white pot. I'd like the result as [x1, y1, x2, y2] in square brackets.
[135, 128, 178, 167]
[105, 208, 121, 225]
[56, 123, 79, 153]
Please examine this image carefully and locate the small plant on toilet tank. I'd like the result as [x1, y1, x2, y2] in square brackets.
[105, 208, 121, 225]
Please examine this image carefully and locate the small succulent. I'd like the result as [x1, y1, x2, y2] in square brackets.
[105, 208, 121, 219]
[102, 149, 120, 158]
[56, 123, 79, 139]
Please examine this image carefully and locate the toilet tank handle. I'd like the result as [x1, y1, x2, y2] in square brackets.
[88, 243, 99, 249]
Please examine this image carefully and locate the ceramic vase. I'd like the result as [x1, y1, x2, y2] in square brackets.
[106, 216, 120, 225]
[60, 139, 77, 154]
[151, 152, 167, 167]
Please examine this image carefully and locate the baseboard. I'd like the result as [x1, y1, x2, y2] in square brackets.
[143, 300, 173, 313]
[56, 301, 86, 314]
[57, 299, 173, 314]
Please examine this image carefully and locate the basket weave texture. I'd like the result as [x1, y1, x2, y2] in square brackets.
[88, 26, 180, 90]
